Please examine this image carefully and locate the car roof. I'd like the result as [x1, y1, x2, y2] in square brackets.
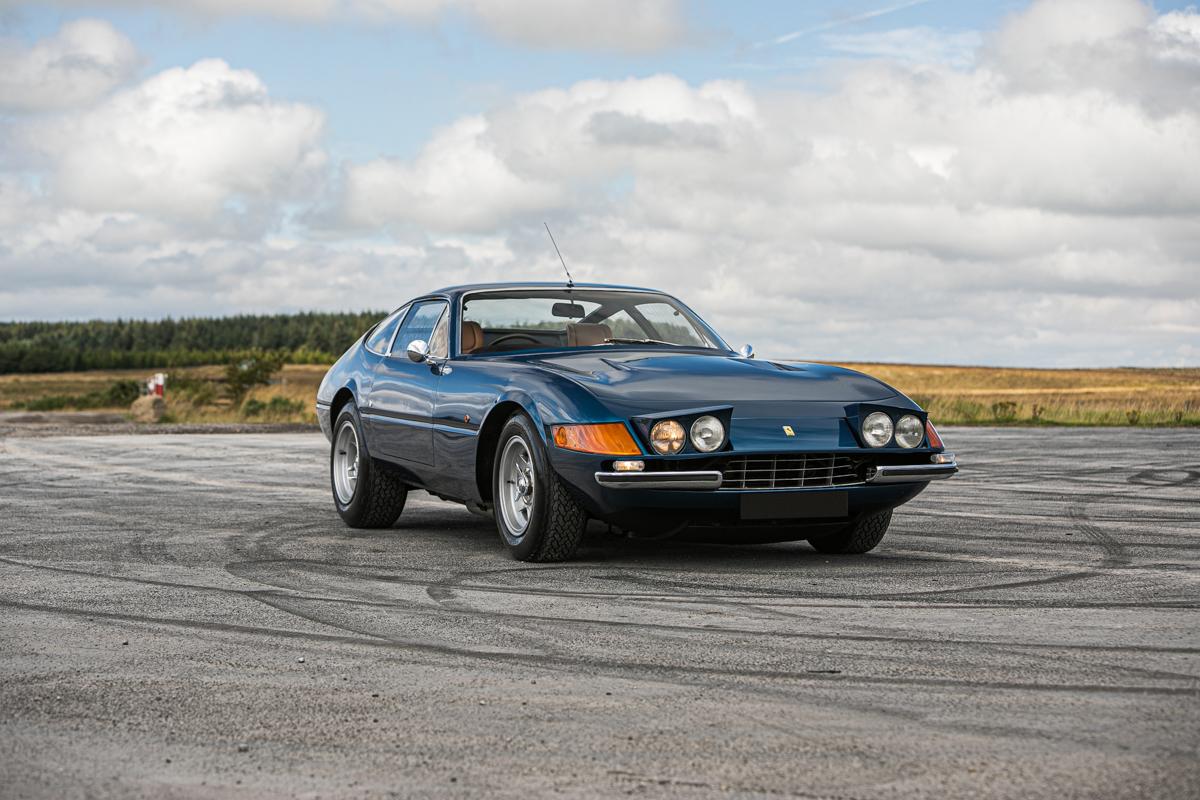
[429, 281, 664, 298]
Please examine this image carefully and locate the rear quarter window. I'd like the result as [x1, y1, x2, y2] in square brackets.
[364, 307, 408, 355]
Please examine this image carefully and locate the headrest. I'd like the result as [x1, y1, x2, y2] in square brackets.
[566, 322, 612, 347]
[461, 321, 484, 354]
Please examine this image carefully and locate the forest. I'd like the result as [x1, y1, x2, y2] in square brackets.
[0, 312, 385, 374]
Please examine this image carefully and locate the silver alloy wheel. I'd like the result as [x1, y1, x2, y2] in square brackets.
[333, 419, 360, 504]
[498, 435, 535, 538]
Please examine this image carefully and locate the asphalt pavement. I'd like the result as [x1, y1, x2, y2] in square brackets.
[0, 428, 1197, 799]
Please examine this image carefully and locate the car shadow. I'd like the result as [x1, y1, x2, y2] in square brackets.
[380, 504, 876, 568]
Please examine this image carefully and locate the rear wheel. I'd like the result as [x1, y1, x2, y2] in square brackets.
[493, 413, 587, 562]
[331, 403, 408, 528]
[808, 509, 892, 554]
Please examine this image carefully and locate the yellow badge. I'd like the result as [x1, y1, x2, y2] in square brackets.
[782, 425, 795, 437]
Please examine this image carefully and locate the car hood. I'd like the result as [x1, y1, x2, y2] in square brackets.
[526, 350, 897, 409]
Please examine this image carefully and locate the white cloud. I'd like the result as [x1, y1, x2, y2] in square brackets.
[340, 75, 756, 232]
[341, 114, 563, 233]
[1152, 8, 1200, 63]
[0, 19, 139, 112]
[21, 58, 326, 228]
[984, 0, 1200, 110]
[19, 0, 686, 52]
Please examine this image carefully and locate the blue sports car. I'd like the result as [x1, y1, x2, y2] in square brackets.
[316, 282, 956, 561]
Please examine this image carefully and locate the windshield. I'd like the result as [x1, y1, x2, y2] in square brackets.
[460, 289, 725, 355]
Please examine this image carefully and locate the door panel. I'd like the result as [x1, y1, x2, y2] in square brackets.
[368, 358, 440, 464]
[366, 300, 448, 465]
[430, 363, 492, 501]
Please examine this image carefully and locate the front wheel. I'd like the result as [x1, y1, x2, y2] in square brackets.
[331, 403, 408, 528]
[808, 509, 892, 554]
[492, 413, 587, 562]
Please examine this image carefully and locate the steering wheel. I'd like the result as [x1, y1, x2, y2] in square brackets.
[487, 333, 543, 350]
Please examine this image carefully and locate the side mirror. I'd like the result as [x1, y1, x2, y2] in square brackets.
[406, 339, 429, 363]
[738, 344, 755, 359]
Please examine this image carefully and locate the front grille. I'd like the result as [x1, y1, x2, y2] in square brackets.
[720, 453, 862, 490]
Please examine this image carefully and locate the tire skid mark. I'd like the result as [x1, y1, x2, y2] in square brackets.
[897, 529, 1200, 553]
[4, 599, 1169, 754]
[594, 563, 1105, 601]
[2, 438, 326, 497]
[235, 555, 1200, 656]
[264, 586, 1200, 658]
[9, 553, 1197, 659]
[230, 553, 1200, 610]
[245, 590, 557, 658]
[5, 551, 1196, 612]
[1017, 648, 1200, 684]
[4, 598, 1196, 698]
[1069, 504, 1132, 568]
[1127, 466, 1200, 488]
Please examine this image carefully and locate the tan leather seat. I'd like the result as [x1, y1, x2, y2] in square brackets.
[566, 322, 612, 347]
[461, 321, 484, 354]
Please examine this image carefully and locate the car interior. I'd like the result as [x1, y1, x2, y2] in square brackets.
[459, 321, 613, 354]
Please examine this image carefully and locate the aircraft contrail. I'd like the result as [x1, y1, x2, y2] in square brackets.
[755, 0, 934, 48]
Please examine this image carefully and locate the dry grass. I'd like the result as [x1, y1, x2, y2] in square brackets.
[2, 362, 1196, 426]
[0, 367, 152, 407]
[829, 363, 1200, 426]
[0, 365, 326, 425]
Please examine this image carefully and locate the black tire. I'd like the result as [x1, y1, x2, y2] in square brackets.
[492, 413, 587, 562]
[331, 403, 408, 529]
[808, 509, 892, 554]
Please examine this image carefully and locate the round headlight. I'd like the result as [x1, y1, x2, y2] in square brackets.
[861, 412, 894, 448]
[895, 415, 924, 448]
[649, 419, 686, 455]
[690, 415, 725, 453]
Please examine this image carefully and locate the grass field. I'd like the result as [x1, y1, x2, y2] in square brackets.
[0, 365, 327, 425]
[0, 362, 1196, 426]
[833, 363, 1199, 426]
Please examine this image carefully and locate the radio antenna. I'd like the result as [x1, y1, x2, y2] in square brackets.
[544, 222, 574, 288]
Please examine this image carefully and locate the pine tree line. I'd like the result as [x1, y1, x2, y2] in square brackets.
[0, 311, 386, 374]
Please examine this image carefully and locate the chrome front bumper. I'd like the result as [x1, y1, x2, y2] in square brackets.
[594, 454, 957, 491]
[594, 471, 723, 490]
[867, 455, 958, 484]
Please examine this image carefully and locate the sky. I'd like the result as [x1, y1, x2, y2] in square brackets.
[0, 0, 1197, 367]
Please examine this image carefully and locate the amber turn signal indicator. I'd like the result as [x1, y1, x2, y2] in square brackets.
[925, 420, 944, 449]
[551, 423, 641, 456]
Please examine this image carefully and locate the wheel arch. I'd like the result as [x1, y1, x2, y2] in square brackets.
[329, 385, 357, 427]
[475, 394, 547, 504]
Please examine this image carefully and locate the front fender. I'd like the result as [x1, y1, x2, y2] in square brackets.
[468, 371, 634, 506]
[481, 389, 551, 444]
[479, 367, 627, 444]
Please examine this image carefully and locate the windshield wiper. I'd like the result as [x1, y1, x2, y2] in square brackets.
[604, 337, 685, 347]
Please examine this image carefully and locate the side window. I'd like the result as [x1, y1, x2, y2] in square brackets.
[427, 309, 450, 358]
[391, 300, 447, 356]
[364, 307, 408, 355]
